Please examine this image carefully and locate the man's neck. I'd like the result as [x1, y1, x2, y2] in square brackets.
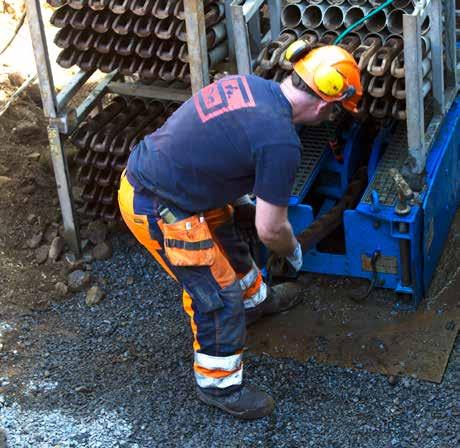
[280, 78, 298, 121]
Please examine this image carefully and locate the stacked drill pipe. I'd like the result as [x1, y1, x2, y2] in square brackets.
[71, 95, 179, 221]
[257, 0, 432, 120]
[49, 0, 228, 85]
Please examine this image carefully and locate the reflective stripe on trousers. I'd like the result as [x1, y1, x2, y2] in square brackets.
[239, 265, 267, 309]
[194, 352, 243, 389]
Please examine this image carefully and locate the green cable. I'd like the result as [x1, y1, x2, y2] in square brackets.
[334, 0, 396, 45]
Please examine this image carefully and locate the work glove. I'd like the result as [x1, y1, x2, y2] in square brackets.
[267, 241, 303, 281]
[233, 195, 258, 244]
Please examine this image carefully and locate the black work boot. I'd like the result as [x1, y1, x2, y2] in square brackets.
[196, 385, 274, 420]
[245, 282, 304, 326]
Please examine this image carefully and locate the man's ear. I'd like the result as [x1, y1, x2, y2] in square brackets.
[314, 99, 332, 114]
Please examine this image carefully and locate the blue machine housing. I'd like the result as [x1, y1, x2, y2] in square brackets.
[288, 99, 460, 307]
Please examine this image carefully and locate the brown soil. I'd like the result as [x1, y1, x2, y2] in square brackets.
[0, 73, 70, 313]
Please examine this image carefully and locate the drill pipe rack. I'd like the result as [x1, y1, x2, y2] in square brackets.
[234, 0, 458, 185]
[25, 0, 236, 254]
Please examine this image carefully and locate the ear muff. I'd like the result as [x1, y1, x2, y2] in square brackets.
[313, 65, 345, 97]
[285, 40, 311, 63]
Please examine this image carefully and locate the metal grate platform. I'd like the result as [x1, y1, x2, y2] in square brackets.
[291, 124, 332, 200]
[362, 124, 408, 207]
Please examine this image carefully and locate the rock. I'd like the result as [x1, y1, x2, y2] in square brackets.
[68, 270, 91, 292]
[8, 72, 25, 86]
[35, 246, 49, 264]
[86, 286, 105, 306]
[388, 375, 398, 386]
[92, 241, 112, 261]
[67, 260, 84, 273]
[48, 236, 64, 262]
[12, 122, 42, 143]
[64, 252, 76, 264]
[64, 252, 84, 273]
[21, 184, 36, 195]
[27, 83, 43, 108]
[28, 232, 43, 249]
[26, 213, 38, 224]
[26, 152, 41, 161]
[0, 176, 11, 187]
[75, 385, 93, 393]
[55, 282, 68, 297]
[87, 220, 108, 245]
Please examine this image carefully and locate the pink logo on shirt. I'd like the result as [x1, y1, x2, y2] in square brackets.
[194, 76, 256, 123]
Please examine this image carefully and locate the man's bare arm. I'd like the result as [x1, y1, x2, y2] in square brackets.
[255, 196, 297, 257]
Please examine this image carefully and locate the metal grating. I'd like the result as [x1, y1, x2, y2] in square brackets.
[362, 124, 408, 206]
[291, 124, 332, 198]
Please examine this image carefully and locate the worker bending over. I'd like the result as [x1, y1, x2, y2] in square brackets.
[118, 42, 362, 419]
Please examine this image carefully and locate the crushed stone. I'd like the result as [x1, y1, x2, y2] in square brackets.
[0, 234, 458, 447]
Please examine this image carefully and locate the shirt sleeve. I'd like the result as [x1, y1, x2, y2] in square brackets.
[253, 144, 301, 206]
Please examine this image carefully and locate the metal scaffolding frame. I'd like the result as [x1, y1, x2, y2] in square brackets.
[25, 0, 225, 254]
[404, 0, 458, 177]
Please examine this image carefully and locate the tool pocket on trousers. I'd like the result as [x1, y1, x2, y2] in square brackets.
[161, 215, 216, 267]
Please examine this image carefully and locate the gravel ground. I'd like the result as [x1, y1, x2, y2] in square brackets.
[1, 232, 459, 448]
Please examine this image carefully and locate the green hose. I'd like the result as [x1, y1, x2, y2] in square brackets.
[334, 0, 396, 45]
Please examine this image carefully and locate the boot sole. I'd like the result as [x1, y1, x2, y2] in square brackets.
[196, 389, 275, 420]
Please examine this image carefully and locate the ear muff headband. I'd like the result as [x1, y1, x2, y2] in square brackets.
[292, 72, 323, 100]
[285, 40, 310, 63]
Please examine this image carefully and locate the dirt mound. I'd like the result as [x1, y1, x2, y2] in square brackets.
[0, 72, 67, 311]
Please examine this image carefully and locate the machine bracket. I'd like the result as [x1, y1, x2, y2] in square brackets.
[49, 110, 77, 135]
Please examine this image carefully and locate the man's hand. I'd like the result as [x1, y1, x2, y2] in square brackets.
[233, 195, 258, 243]
[267, 241, 303, 280]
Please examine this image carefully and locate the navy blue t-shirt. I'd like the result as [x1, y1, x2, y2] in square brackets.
[127, 75, 301, 212]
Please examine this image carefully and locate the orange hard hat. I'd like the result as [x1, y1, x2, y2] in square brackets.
[285, 41, 363, 113]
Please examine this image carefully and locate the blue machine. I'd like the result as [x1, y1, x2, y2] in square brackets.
[287, 99, 460, 308]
